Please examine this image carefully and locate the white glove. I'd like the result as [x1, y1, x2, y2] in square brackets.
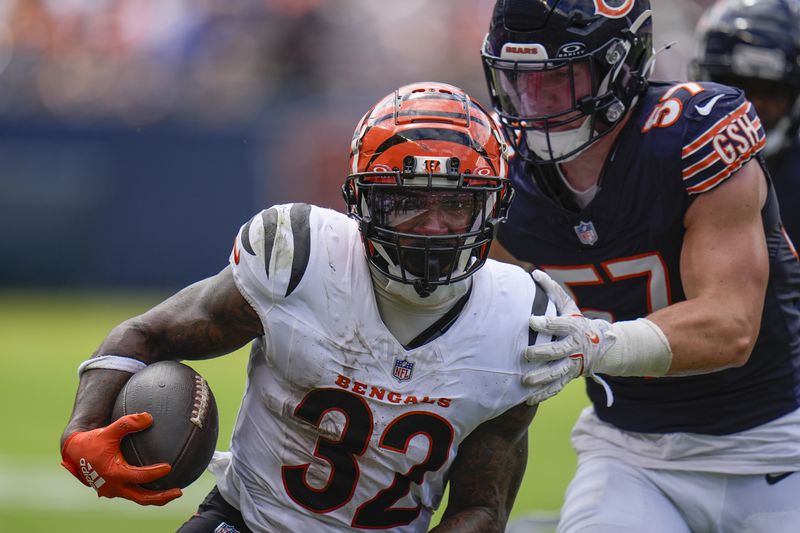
[523, 356, 581, 405]
[527, 310, 618, 377]
[524, 270, 673, 407]
[523, 270, 616, 405]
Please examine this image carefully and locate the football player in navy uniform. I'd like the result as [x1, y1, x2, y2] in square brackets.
[481, 0, 800, 531]
[59, 82, 560, 533]
[691, 0, 800, 245]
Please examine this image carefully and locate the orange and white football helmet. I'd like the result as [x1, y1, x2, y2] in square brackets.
[343, 82, 512, 296]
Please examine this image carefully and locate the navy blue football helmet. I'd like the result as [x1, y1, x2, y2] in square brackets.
[690, 0, 800, 154]
[481, 0, 654, 163]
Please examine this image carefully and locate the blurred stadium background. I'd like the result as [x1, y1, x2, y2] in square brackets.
[0, 1, 712, 531]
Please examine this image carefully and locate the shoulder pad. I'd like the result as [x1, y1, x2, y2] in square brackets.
[641, 82, 765, 195]
[231, 203, 313, 299]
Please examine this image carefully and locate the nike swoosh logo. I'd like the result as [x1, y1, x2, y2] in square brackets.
[765, 472, 794, 485]
[695, 94, 724, 116]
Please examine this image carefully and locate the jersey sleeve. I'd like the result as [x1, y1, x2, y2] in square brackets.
[680, 85, 766, 195]
[229, 203, 313, 315]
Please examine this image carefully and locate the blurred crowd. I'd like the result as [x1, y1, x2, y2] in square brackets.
[0, 0, 722, 289]
[2, 0, 299, 125]
[0, 0, 719, 219]
[0, 0, 495, 128]
[0, 0, 710, 128]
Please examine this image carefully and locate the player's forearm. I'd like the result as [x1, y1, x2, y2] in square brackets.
[93, 317, 171, 364]
[60, 369, 131, 450]
[649, 296, 760, 375]
[430, 507, 504, 532]
[93, 313, 231, 364]
[59, 314, 192, 450]
[433, 405, 532, 532]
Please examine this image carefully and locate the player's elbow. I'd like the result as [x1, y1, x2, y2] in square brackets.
[101, 317, 162, 363]
[725, 318, 759, 368]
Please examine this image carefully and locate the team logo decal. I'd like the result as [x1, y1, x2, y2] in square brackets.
[500, 42, 549, 61]
[414, 155, 448, 174]
[593, 0, 635, 19]
[556, 43, 587, 59]
[424, 159, 441, 173]
[392, 358, 414, 382]
[574, 221, 599, 245]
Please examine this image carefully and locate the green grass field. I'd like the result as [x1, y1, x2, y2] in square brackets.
[0, 290, 589, 532]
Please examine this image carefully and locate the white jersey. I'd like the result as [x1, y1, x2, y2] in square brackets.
[215, 203, 550, 532]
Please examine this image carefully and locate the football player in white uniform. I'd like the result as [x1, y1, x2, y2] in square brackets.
[60, 82, 559, 532]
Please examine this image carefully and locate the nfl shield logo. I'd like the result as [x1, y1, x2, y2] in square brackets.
[214, 523, 240, 533]
[574, 220, 599, 245]
[393, 358, 414, 382]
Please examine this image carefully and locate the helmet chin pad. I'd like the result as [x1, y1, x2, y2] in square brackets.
[525, 116, 594, 162]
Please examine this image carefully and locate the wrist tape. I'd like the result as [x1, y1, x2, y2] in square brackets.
[600, 318, 673, 377]
[77, 355, 147, 379]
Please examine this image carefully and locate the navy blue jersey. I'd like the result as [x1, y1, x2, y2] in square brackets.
[768, 136, 800, 247]
[499, 81, 800, 435]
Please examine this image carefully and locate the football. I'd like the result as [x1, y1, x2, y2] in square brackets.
[111, 360, 219, 490]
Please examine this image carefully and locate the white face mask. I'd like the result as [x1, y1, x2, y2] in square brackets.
[525, 116, 594, 162]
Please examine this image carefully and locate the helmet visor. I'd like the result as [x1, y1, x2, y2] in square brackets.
[371, 189, 483, 235]
[488, 59, 594, 123]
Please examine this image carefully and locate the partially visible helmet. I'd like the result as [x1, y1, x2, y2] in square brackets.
[343, 82, 512, 297]
[690, 0, 800, 154]
[481, 0, 654, 163]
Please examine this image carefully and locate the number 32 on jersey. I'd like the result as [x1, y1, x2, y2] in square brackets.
[282, 388, 454, 529]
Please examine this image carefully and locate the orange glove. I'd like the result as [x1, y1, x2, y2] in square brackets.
[61, 412, 182, 506]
